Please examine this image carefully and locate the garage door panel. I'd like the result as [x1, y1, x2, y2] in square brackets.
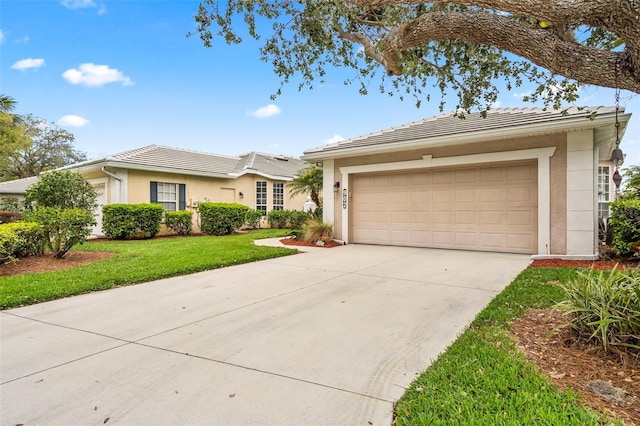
[455, 169, 477, 183]
[455, 211, 477, 225]
[455, 189, 477, 203]
[351, 162, 537, 254]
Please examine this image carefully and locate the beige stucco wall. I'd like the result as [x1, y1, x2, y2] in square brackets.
[125, 170, 307, 234]
[328, 132, 569, 252]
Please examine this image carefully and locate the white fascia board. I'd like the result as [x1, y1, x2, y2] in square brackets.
[302, 113, 621, 161]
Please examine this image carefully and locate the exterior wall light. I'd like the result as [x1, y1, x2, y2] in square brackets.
[333, 181, 340, 193]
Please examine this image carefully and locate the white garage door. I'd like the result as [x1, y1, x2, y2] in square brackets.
[351, 162, 538, 254]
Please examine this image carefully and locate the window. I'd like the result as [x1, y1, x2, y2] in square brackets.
[256, 181, 267, 214]
[273, 182, 284, 211]
[150, 182, 186, 211]
[597, 166, 611, 220]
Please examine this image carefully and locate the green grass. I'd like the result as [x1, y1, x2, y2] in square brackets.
[0, 229, 294, 309]
[395, 267, 622, 425]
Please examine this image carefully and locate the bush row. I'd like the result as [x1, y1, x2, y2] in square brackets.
[102, 204, 164, 239]
[198, 202, 249, 235]
[266, 209, 309, 229]
[165, 211, 193, 236]
[0, 221, 46, 264]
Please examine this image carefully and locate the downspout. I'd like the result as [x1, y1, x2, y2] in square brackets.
[101, 166, 121, 203]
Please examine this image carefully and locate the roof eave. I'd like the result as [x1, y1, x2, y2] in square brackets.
[301, 112, 627, 161]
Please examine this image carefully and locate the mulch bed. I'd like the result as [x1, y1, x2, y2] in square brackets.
[279, 238, 342, 248]
[531, 259, 638, 270]
[0, 251, 115, 277]
[512, 309, 639, 425]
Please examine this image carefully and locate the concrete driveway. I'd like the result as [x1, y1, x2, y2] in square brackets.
[1, 243, 530, 425]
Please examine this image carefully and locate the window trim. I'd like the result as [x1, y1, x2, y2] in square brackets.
[256, 181, 267, 214]
[273, 182, 284, 211]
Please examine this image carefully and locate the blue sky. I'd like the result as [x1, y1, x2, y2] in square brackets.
[1, 0, 638, 166]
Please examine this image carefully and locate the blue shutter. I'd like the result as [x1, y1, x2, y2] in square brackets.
[178, 184, 186, 210]
[150, 181, 158, 203]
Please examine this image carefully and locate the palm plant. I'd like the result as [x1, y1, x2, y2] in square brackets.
[288, 164, 322, 206]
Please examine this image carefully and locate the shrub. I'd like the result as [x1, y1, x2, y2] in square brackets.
[1, 222, 45, 257]
[245, 209, 263, 229]
[289, 210, 309, 230]
[552, 268, 640, 353]
[0, 197, 20, 212]
[0, 226, 17, 264]
[198, 202, 249, 235]
[0, 210, 22, 224]
[24, 170, 97, 211]
[609, 198, 640, 256]
[165, 210, 193, 236]
[302, 218, 333, 244]
[102, 204, 164, 239]
[29, 207, 95, 258]
[267, 209, 290, 229]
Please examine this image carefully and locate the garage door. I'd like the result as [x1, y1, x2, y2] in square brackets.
[351, 162, 537, 254]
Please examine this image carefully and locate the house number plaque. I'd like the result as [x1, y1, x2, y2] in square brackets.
[342, 188, 348, 209]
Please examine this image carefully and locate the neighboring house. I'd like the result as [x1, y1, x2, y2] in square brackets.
[4, 145, 308, 236]
[0, 176, 40, 208]
[302, 107, 632, 260]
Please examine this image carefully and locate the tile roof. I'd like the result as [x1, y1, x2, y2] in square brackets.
[303, 106, 622, 157]
[0, 176, 40, 194]
[110, 145, 241, 176]
[65, 145, 306, 180]
[234, 152, 306, 179]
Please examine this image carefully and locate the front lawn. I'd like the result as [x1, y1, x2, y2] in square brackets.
[395, 267, 624, 425]
[0, 229, 294, 310]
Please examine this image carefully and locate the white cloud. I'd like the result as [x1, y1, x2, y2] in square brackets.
[249, 104, 281, 118]
[0, 29, 5, 44]
[513, 90, 532, 98]
[489, 100, 502, 109]
[324, 134, 345, 145]
[62, 0, 95, 9]
[62, 0, 107, 14]
[62, 63, 133, 87]
[15, 36, 30, 44]
[11, 58, 45, 71]
[58, 115, 89, 127]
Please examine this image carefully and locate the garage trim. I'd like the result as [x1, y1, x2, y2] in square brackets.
[339, 147, 556, 254]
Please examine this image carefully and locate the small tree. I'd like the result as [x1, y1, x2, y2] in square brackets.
[25, 170, 97, 211]
[23, 171, 97, 258]
[289, 165, 323, 207]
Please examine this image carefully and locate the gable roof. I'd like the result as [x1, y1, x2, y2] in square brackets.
[302, 106, 631, 160]
[63, 145, 306, 180]
[0, 176, 40, 195]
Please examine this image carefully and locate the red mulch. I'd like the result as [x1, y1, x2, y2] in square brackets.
[531, 259, 638, 270]
[279, 238, 342, 248]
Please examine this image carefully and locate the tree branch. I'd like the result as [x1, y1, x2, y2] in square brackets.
[372, 10, 639, 92]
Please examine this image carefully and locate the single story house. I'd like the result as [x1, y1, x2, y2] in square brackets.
[302, 107, 632, 260]
[1, 145, 309, 236]
[0, 176, 40, 207]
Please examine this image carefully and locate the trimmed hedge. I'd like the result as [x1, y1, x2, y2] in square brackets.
[266, 209, 309, 229]
[103, 204, 165, 240]
[245, 209, 263, 229]
[165, 210, 193, 236]
[0, 222, 45, 257]
[198, 202, 249, 235]
[610, 198, 640, 256]
[0, 226, 17, 264]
